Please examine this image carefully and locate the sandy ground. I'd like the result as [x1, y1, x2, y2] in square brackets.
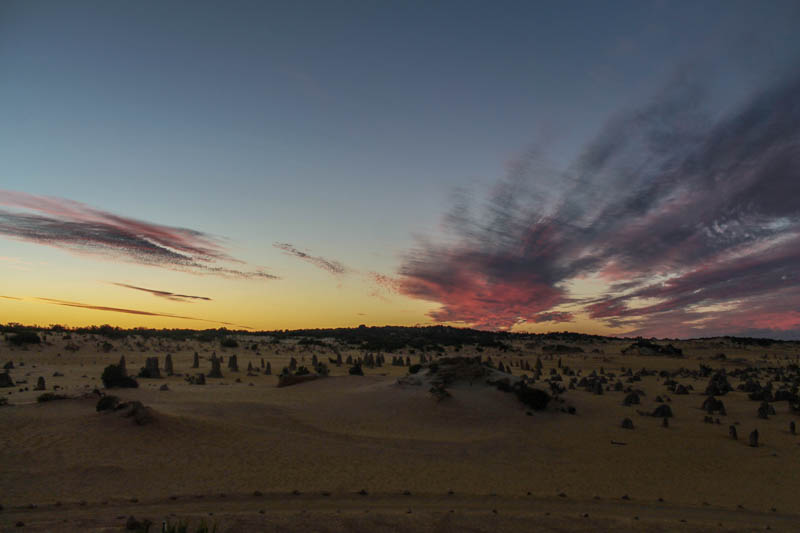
[1, 333, 799, 531]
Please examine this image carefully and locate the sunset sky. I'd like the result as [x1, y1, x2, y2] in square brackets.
[2, 1, 800, 338]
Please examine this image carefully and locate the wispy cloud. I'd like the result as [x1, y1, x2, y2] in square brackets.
[0, 295, 22, 301]
[274, 242, 348, 275]
[0, 191, 277, 280]
[36, 297, 250, 328]
[111, 283, 212, 302]
[398, 71, 800, 337]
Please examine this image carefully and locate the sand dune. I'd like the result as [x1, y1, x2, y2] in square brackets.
[1, 332, 799, 531]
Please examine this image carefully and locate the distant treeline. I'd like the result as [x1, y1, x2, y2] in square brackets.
[1, 322, 796, 349]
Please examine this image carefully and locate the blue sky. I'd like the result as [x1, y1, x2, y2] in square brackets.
[2, 1, 800, 336]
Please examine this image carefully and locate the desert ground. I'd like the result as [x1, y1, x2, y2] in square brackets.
[1, 328, 799, 532]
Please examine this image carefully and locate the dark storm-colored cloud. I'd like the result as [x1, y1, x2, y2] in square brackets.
[36, 297, 250, 328]
[398, 72, 800, 336]
[0, 191, 278, 280]
[273, 242, 348, 275]
[111, 283, 212, 302]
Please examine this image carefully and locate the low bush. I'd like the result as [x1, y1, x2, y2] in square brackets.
[96, 395, 120, 411]
[8, 331, 41, 346]
[37, 393, 69, 403]
[101, 364, 139, 389]
[220, 338, 238, 348]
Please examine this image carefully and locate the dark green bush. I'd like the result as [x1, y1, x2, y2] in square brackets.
[37, 393, 69, 403]
[409, 364, 422, 374]
[220, 338, 238, 348]
[101, 364, 139, 389]
[9, 331, 41, 346]
[96, 395, 120, 411]
[513, 384, 550, 410]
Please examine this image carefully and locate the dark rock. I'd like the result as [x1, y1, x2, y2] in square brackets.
[623, 392, 640, 406]
[34, 376, 46, 391]
[652, 404, 673, 418]
[702, 396, 726, 415]
[207, 355, 223, 378]
[705, 372, 732, 396]
[729, 425, 738, 440]
[138, 357, 161, 379]
[621, 418, 634, 429]
[758, 402, 775, 419]
[0, 372, 14, 388]
[749, 429, 759, 447]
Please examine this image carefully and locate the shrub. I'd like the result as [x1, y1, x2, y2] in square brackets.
[220, 338, 238, 348]
[96, 395, 120, 411]
[8, 331, 41, 346]
[513, 384, 550, 410]
[349, 364, 364, 376]
[37, 393, 69, 403]
[101, 364, 139, 389]
[409, 364, 422, 374]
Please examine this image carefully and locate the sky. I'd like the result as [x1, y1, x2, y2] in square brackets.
[2, 0, 800, 338]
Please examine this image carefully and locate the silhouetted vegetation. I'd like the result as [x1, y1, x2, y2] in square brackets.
[101, 364, 139, 388]
[7, 331, 41, 346]
[96, 395, 120, 411]
[36, 392, 69, 402]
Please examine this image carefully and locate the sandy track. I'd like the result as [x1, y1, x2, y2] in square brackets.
[2, 490, 796, 532]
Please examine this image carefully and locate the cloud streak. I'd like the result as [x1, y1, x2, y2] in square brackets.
[111, 283, 212, 302]
[274, 242, 348, 275]
[0, 191, 277, 280]
[35, 297, 250, 328]
[398, 71, 800, 337]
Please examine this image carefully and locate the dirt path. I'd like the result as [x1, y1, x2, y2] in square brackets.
[2, 490, 795, 532]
